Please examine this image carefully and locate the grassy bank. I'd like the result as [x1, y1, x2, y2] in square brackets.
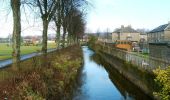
[0, 43, 56, 60]
[0, 45, 83, 99]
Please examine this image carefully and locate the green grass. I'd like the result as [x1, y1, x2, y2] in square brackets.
[0, 43, 57, 60]
[131, 51, 149, 58]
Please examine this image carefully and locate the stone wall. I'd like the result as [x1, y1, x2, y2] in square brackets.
[147, 31, 164, 43]
[97, 42, 170, 70]
[112, 32, 141, 42]
[149, 43, 170, 62]
[164, 30, 170, 41]
[112, 32, 118, 41]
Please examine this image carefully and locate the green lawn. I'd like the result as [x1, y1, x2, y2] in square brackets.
[0, 43, 56, 60]
[131, 51, 149, 58]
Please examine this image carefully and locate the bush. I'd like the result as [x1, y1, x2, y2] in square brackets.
[88, 35, 97, 47]
[0, 45, 83, 99]
[153, 66, 170, 100]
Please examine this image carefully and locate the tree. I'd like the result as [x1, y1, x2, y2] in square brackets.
[60, 0, 69, 47]
[60, 0, 88, 46]
[11, 0, 21, 69]
[35, 0, 58, 54]
[53, 0, 61, 48]
[88, 35, 97, 47]
[69, 9, 85, 43]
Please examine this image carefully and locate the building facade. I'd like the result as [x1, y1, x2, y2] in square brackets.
[112, 25, 141, 42]
[147, 22, 170, 43]
[148, 22, 170, 61]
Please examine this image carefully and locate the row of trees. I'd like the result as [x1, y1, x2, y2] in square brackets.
[10, 0, 87, 69]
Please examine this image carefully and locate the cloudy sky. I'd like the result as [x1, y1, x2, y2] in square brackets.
[0, 0, 170, 37]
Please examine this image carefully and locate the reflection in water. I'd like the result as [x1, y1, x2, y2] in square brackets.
[73, 46, 151, 100]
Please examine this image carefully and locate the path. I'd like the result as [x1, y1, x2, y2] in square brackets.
[0, 48, 57, 68]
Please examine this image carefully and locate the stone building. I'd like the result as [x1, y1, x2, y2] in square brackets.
[112, 25, 141, 42]
[140, 33, 147, 41]
[147, 22, 170, 43]
[148, 22, 170, 61]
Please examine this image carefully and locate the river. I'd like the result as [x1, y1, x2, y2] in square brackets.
[73, 46, 152, 100]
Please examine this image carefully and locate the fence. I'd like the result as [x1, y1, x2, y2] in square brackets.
[99, 43, 170, 71]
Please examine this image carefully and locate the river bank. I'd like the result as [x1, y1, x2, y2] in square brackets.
[0, 45, 83, 99]
[71, 46, 152, 100]
[89, 43, 158, 99]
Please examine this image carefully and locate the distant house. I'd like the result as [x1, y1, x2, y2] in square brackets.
[112, 25, 141, 42]
[148, 22, 170, 61]
[23, 36, 41, 46]
[147, 22, 170, 43]
[140, 33, 147, 42]
[0, 38, 9, 43]
[139, 33, 149, 53]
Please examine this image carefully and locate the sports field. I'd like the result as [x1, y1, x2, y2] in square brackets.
[0, 43, 56, 60]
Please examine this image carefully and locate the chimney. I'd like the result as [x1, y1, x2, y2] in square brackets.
[121, 25, 124, 29]
[165, 21, 170, 30]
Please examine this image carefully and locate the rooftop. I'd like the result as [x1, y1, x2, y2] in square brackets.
[113, 25, 138, 33]
[149, 22, 170, 33]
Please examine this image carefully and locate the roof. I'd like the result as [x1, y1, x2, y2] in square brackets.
[113, 26, 138, 33]
[149, 24, 169, 33]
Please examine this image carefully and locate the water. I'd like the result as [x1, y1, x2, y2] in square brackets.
[73, 46, 151, 100]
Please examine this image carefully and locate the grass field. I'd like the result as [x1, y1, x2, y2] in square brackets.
[0, 43, 56, 60]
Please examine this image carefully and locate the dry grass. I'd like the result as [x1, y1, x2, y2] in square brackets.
[0, 45, 83, 99]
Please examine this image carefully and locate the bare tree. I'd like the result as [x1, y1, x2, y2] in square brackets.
[60, 0, 88, 47]
[11, 0, 21, 69]
[68, 8, 86, 43]
[35, 0, 58, 54]
[53, 0, 61, 48]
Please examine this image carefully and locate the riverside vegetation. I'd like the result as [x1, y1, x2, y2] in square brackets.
[153, 66, 170, 100]
[0, 45, 83, 99]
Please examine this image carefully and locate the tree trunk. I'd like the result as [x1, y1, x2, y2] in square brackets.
[56, 0, 61, 49]
[41, 18, 49, 67]
[62, 26, 66, 48]
[11, 0, 21, 70]
[67, 34, 72, 46]
[67, 34, 70, 46]
[56, 25, 61, 49]
[42, 19, 49, 54]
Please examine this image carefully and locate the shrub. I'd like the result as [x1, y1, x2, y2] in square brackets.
[153, 66, 170, 100]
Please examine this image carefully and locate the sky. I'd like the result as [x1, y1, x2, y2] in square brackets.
[0, 0, 55, 38]
[0, 0, 170, 37]
[86, 0, 170, 33]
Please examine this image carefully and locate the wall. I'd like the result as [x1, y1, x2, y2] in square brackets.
[140, 34, 147, 41]
[112, 32, 118, 42]
[147, 31, 164, 43]
[164, 30, 170, 41]
[120, 32, 140, 42]
[112, 32, 140, 42]
[98, 43, 170, 70]
[91, 43, 157, 99]
[149, 43, 170, 62]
